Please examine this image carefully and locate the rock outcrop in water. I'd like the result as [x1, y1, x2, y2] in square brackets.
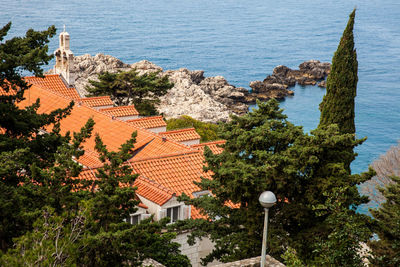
[53, 54, 330, 122]
[248, 60, 331, 101]
[65, 54, 249, 122]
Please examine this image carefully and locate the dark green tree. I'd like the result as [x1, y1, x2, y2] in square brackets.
[319, 9, 358, 136]
[177, 100, 305, 264]
[86, 69, 174, 115]
[77, 132, 190, 266]
[368, 176, 400, 267]
[0, 207, 87, 267]
[177, 100, 372, 265]
[0, 22, 81, 251]
[284, 124, 373, 264]
[29, 118, 95, 214]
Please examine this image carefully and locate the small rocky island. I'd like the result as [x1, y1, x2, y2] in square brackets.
[248, 60, 331, 102]
[65, 54, 330, 122]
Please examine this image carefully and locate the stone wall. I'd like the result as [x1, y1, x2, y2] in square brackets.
[173, 232, 219, 267]
[214, 255, 285, 267]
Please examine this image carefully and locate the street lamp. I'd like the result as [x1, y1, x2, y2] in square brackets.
[259, 191, 277, 267]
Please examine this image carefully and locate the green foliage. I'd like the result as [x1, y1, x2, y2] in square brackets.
[178, 99, 372, 265]
[88, 131, 139, 232]
[75, 132, 190, 266]
[178, 100, 305, 264]
[311, 187, 371, 267]
[0, 23, 189, 266]
[319, 9, 358, 136]
[368, 176, 400, 267]
[282, 247, 305, 267]
[0, 22, 56, 94]
[0, 208, 86, 267]
[0, 22, 80, 251]
[166, 115, 219, 142]
[86, 69, 174, 115]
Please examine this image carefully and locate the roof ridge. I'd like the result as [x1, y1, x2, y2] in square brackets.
[25, 84, 195, 155]
[24, 75, 81, 100]
[114, 117, 194, 151]
[99, 105, 136, 111]
[126, 115, 164, 122]
[191, 140, 226, 147]
[160, 127, 197, 134]
[81, 95, 112, 100]
[27, 83, 77, 103]
[129, 149, 201, 163]
[24, 74, 60, 78]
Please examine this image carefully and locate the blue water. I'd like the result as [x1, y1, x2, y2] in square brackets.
[2, 0, 400, 209]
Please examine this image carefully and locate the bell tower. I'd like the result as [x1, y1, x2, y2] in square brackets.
[54, 25, 75, 87]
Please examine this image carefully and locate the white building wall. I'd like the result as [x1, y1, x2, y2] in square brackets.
[117, 115, 140, 121]
[148, 126, 167, 133]
[181, 139, 201, 146]
[92, 105, 113, 111]
[137, 195, 162, 220]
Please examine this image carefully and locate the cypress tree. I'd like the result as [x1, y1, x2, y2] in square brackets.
[319, 9, 358, 135]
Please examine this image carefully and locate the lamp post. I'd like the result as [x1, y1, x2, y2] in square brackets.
[259, 191, 277, 267]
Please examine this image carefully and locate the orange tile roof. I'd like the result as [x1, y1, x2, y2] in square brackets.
[77, 168, 148, 209]
[0, 81, 18, 96]
[25, 74, 81, 100]
[126, 116, 167, 129]
[160, 128, 201, 142]
[77, 149, 102, 167]
[191, 140, 226, 155]
[77, 168, 97, 181]
[17, 85, 192, 159]
[134, 176, 175, 206]
[99, 105, 139, 117]
[138, 202, 148, 209]
[80, 96, 114, 107]
[130, 151, 212, 201]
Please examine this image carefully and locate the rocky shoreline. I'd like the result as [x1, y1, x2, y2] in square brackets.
[61, 54, 330, 122]
[248, 60, 331, 102]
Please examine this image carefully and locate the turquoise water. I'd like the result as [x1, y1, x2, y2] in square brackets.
[2, 1, 400, 199]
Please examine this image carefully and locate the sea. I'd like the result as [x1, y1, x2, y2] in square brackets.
[2, 0, 400, 212]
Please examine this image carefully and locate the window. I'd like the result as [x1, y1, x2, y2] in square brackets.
[131, 214, 140, 225]
[126, 214, 141, 225]
[166, 206, 180, 223]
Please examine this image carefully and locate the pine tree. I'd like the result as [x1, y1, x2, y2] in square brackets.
[177, 100, 305, 264]
[319, 9, 358, 135]
[176, 100, 373, 265]
[77, 132, 190, 266]
[0, 22, 81, 251]
[86, 69, 174, 115]
[368, 176, 400, 267]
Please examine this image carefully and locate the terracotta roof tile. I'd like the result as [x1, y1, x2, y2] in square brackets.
[80, 96, 114, 107]
[191, 140, 226, 155]
[99, 105, 139, 117]
[18, 85, 192, 159]
[77, 168, 149, 209]
[134, 176, 175, 206]
[126, 116, 167, 129]
[130, 151, 212, 201]
[77, 168, 97, 181]
[25, 75, 81, 100]
[77, 149, 102, 167]
[160, 128, 201, 142]
[0, 81, 17, 96]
